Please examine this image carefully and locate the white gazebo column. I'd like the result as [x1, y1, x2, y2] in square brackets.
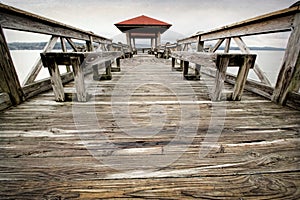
[132, 37, 136, 49]
[126, 32, 132, 50]
[157, 32, 161, 47]
[151, 37, 155, 49]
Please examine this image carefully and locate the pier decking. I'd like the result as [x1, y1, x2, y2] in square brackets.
[0, 55, 299, 199]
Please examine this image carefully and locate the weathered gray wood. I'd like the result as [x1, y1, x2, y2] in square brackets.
[0, 55, 300, 198]
[23, 36, 59, 86]
[86, 36, 94, 52]
[231, 55, 256, 100]
[183, 60, 189, 78]
[233, 37, 272, 86]
[42, 56, 65, 102]
[22, 72, 73, 99]
[60, 37, 71, 72]
[272, 13, 300, 105]
[0, 92, 11, 111]
[71, 57, 86, 102]
[0, 25, 24, 105]
[111, 57, 121, 72]
[179, 6, 299, 42]
[66, 38, 78, 52]
[211, 38, 225, 52]
[212, 55, 230, 101]
[171, 52, 217, 68]
[0, 3, 111, 44]
[224, 38, 231, 53]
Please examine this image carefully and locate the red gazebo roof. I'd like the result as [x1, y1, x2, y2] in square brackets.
[115, 15, 171, 26]
[114, 15, 172, 34]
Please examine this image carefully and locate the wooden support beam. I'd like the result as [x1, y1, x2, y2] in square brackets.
[183, 60, 189, 78]
[196, 36, 204, 52]
[0, 25, 24, 105]
[171, 57, 176, 70]
[211, 38, 225, 52]
[272, 13, 300, 105]
[231, 55, 256, 100]
[66, 38, 78, 52]
[23, 36, 58, 85]
[111, 57, 121, 72]
[86, 36, 94, 52]
[233, 37, 272, 86]
[212, 55, 229, 101]
[60, 37, 71, 72]
[71, 57, 86, 102]
[224, 38, 231, 53]
[43, 56, 65, 102]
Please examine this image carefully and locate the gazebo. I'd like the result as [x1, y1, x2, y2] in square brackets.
[114, 15, 172, 50]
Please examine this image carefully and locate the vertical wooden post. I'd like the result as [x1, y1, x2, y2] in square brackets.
[179, 60, 184, 71]
[212, 55, 230, 101]
[171, 57, 176, 71]
[111, 57, 121, 72]
[196, 36, 204, 79]
[224, 38, 231, 53]
[71, 57, 86, 102]
[92, 65, 99, 80]
[0, 26, 24, 105]
[195, 64, 201, 80]
[86, 36, 94, 52]
[61, 37, 71, 72]
[44, 56, 65, 102]
[272, 13, 300, 105]
[196, 36, 204, 52]
[183, 60, 189, 78]
[232, 55, 256, 101]
[105, 60, 112, 79]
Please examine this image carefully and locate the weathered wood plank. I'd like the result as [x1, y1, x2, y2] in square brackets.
[22, 72, 73, 99]
[60, 37, 71, 72]
[212, 54, 229, 100]
[41, 56, 65, 102]
[184, 6, 299, 41]
[231, 55, 256, 100]
[71, 57, 87, 102]
[23, 36, 59, 86]
[0, 3, 111, 44]
[0, 92, 11, 111]
[0, 52, 299, 199]
[0, 25, 24, 105]
[233, 36, 272, 86]
[272, 13, 300, 105]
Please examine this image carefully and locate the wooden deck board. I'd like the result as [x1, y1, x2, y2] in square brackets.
[0, 55, 299, 199]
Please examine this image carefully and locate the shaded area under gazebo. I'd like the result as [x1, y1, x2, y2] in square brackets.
[114, 15, 171, 51]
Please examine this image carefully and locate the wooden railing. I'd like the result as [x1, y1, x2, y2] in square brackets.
[0, 3, 129, 110]
[164, 3, 300, 109]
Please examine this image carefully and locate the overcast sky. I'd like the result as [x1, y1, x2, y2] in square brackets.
[1, 0, 298, 47]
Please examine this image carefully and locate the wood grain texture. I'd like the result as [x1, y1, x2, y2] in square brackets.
[0, 55, 299, 199]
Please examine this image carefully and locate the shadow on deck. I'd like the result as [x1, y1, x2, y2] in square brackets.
[0, 55, 299, 199]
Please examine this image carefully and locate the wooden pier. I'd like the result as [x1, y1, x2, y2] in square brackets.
[0, 2, 300, 199]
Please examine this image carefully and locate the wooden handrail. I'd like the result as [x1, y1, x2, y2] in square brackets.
[0, 3, 111, 44]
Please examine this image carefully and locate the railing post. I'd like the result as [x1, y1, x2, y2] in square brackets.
[0, 25, 24, 105]
[61, 37, 71, 72]
[272, 13, 300, 105]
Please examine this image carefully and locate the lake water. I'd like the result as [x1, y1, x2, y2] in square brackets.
[10, 50, 285, 86]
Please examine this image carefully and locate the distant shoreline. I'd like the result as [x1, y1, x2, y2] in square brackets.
[7, 42, 286, 51]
